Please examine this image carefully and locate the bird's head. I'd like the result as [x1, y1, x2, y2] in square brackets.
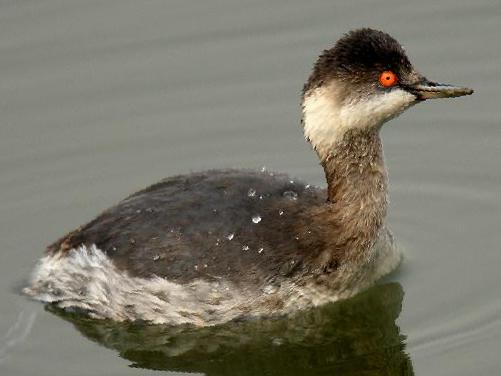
[302, 28, 473, 160]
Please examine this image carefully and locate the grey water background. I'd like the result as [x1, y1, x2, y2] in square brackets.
[0, 0, 500, 375]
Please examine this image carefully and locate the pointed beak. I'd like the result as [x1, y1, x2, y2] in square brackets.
[403, 77, 473, 100]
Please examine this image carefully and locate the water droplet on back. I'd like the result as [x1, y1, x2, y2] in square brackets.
[252, 215, 262, 224]
[247, 188, 256, 197]
[226, 233, 234, 241]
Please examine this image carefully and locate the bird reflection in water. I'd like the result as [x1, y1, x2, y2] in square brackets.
[47, 282, 413, 376]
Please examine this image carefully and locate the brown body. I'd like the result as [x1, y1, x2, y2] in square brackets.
[48, 129, 387, 292]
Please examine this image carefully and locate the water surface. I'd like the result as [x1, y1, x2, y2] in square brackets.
[1, 1, 500, 375]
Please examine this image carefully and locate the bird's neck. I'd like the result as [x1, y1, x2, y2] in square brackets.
[322, 129, 388, 241]
[300, 88, 391, 266]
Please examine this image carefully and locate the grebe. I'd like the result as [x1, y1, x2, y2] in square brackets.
[25, 28, 473, 326]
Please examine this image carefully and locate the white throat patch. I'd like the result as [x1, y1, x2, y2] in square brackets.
[302, 83, 415, 160]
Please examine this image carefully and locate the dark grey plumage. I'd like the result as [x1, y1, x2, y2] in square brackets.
[48, 170, 325, 287]
[304, 28, 414, 94]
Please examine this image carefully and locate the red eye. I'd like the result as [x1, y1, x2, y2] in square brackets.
[379, 70, 398, 87]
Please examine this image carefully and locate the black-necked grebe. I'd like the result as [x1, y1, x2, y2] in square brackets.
[25, 28, 473, 326]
